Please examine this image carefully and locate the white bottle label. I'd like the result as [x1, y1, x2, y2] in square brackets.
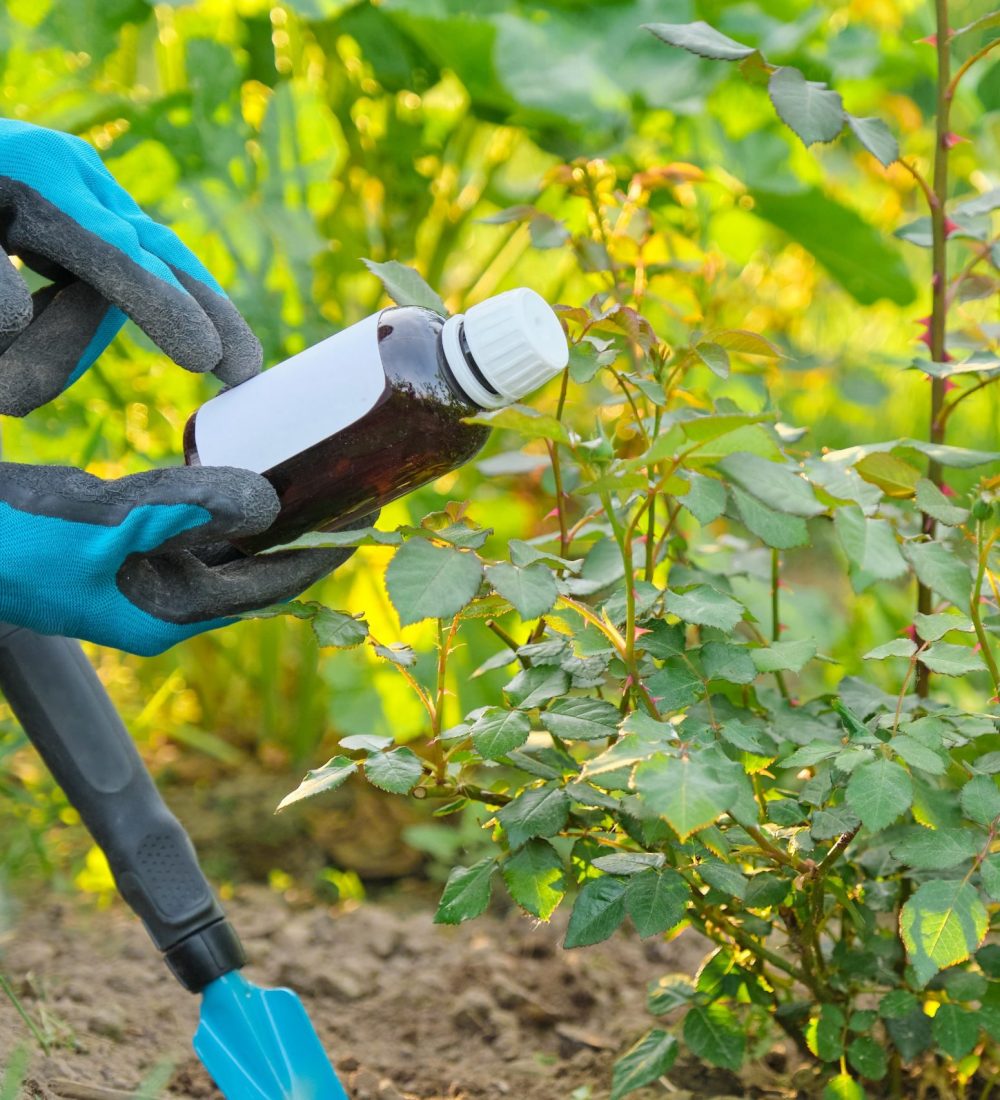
[193, 312, 387, 474]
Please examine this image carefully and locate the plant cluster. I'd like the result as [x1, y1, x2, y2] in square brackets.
[266, 9, 1000, 1098]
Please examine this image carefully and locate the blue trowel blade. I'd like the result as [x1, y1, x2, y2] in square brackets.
[194, 972, 349, 1100]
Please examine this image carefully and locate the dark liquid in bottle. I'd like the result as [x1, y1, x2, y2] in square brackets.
[185, 307, 491, 553]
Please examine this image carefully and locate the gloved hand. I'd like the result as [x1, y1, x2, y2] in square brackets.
[0, 463, 352, 656]
[0, 120, 361, 654]
[0, 118, 261, 415]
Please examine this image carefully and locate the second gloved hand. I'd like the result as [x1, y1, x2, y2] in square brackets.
[0, 119, 262, 416]
[0, 463, 349, 656]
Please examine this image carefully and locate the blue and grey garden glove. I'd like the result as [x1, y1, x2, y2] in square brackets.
[0, 118, 260, 412]
[0, 120, 354, 654]
[0, 463, 353, 656]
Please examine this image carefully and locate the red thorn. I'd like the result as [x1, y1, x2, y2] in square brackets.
[931, 272, 942, 291]
[624, 674, 634, 687]
[779, 623, 788, 633]
[942, 350, 953, 362]
[974, 642, 983, 654]
[634, 626, 651, 637]
[544, 507, 559, 519]
[905, 624, 918, 642]
[942, 379, 957, 394]
[940, 482, 956, 497]
[944, 217, 961, 237]
[943, 132, 968, 149]
[789, 697, 800, 708]
[917, 34, 937, 45]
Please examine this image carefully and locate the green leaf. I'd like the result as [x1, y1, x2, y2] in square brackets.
[879, 990, 919, 1019]
[276, 755, 357, 812]
[953, 10, 1000, 39]
[362, 258, 446, 313]
[718, 453, 825, 517]
[699, 860, 748, 900]
[863, 638, 917, 660]
[464, 404, 572, 445]
[645, 663, 704, 711]
[916, 479, 969, 527]
[642, 21, 756, 61]
[508, 539, 583, 574]
[470, 707, 532, 760]
[364, 747, 424, 793]
[497, 784, 571, 847]
[634, 751, 741, 840]
[835, 507, 907, 581]
[808, 1004, 846, 1062]
[695, 341, 730, 378]
[648, 974, 697, 1014]
[385, 539, 483, 626]
[855, 453, 921, 498]
[564, 875, 627, 947]
[823, 1076, 866, 1100]
[504, 665, 572, 708]
[683, 1004, 745, 1071]
[900, 879, 988, 986]
[701, 642, 758, 685]
[885, 1009, 932, 1061]
[501, 839, 566, 920]
[892, 736, 946, 775]
[373, 642, 417, 667]
[751, 189, 915, 307]
[903, 541, 973, 609]
[847, 1036, 887, 1081]
[434, 858, 497, 925]
[932, 1004, 980, 1060]
[918, 642, 985, 677]
[982, 854, 1000, 901]
[914, 612, 975, 641]
[892, 827, 981, 869]
[311, 607, 369, 649]
[732, 486, 809, 549]
[961, 776, 1000, 825]
[624, 868, 689, 937]
[610, 1029, 679, 1100]
[679, 473, 728, 525]
[666, 585, 745, 631]
[341, 734, 393, 752]
[544, 697, 621, 741]
[768, 66, 845, 146]
[485, 562, 558, 619]
[592, 853, 666, 875]
[710, 329, 784, 358]
[751, 639, 817, 673]
[846, 114, 898, 166]
[846, 758, 913, 831]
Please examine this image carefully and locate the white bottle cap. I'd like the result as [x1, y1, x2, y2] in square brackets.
[441, 287, 568, 409]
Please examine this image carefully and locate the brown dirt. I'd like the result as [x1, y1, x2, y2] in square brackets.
[0, 887, 754, 1100]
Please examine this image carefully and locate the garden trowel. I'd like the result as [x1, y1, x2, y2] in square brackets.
[0, 623, 347, 1100]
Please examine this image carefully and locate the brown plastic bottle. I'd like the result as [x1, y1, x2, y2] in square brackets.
[184, 288, 568, 553]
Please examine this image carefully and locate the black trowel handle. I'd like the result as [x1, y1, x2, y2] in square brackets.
[0, 624, 244, 992]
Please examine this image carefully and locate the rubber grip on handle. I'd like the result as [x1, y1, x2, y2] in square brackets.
[0, 625, 242, 988]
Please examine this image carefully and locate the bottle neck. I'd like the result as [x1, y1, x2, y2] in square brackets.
[439, 314, 506, 410]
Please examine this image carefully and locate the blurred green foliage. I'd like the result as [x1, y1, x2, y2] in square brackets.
[0, 0, 996, 892]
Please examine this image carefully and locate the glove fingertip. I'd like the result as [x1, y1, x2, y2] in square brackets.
[167, 267, 262, 386]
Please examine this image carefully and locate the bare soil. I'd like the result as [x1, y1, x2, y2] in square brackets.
[0, 887, 758, 1100]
